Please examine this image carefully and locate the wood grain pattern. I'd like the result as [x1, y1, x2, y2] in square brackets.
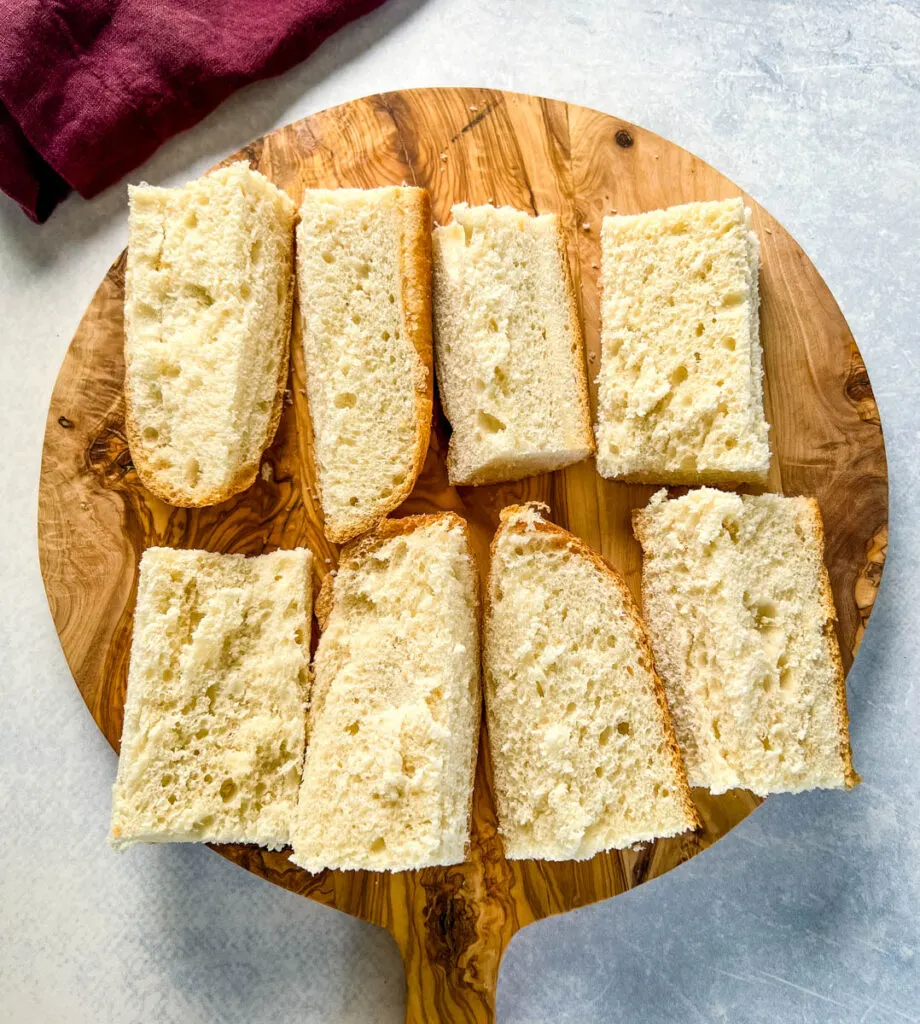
[38, 89, 888, 1023]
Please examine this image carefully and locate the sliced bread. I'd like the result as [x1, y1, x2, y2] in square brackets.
[296, 187, 432, 544]
[289, 513, 480, 872]
[483, 504, 699, 860]
[432, 203, 594, 486]
[633, 488, 859, 795]
[110, 547, 312, 850]
[595, 198, 770, 484]
[124, 161, 296, 506]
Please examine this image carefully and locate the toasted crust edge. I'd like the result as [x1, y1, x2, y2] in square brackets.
[310, 188, 433, 545]
[308, 511, 482, 869]
[484, 502, 701, 858]
[802, 498, 861, 788]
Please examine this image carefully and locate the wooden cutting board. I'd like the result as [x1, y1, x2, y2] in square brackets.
[38, 88, 888, 1023]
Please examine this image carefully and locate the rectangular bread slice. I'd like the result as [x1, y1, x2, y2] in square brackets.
[595, 198, 770, 484]
[432, 203, 594, 486]
[290, 513, 480, 872]
[125, 161, 296, 507]
[110, 547, 312, 850]
[633, 489, 859, 796]
[483, 503, 699, 860]
[296, 187, 433, 544]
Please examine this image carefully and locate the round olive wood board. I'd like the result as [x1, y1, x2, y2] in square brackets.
[38, 88, 888, 1023]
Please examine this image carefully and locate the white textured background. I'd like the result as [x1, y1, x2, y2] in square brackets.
[1, 1, 918, 1021]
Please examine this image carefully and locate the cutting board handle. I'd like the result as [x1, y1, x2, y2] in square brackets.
[391, 870, 511, 1024]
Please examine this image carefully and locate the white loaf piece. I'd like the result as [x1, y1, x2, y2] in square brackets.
[110, 547, 312, 850]
[432, 203, 594, 486]
[483, 504, 699, 860]
[633, 489, 859, 796]
[595, 198, 770, 484]
[124, 162, 296, 506]
[296, 187, 432, 544]
[290, 514, 480, 872]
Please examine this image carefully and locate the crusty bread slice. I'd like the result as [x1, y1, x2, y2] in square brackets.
[290, 513, 480, 872]
[124, 161, 296, 506]
[483, 504, 699, 861]
[296, 187, 432, 544]
[633, 488, 859, 796]
[110, 547, 312, 850]
[595, 198, 770, 484]
[432, 203, 594, 486]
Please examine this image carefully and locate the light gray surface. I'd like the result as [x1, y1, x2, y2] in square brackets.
[1, 1, 918, 1021]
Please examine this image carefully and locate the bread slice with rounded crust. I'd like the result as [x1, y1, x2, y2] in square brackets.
[124, 161, 296, 507]
[432, 203, 594, 486]
[290, 512, 480, 872]
[296, 187, 433, 544]
[483, 503, 699, 861]
[633, 488, 859, 795]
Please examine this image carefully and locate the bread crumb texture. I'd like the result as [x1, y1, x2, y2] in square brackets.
[484, 503, 698, 861]
[596, 198, 770, 483]
[110, 547, 312, 850]
[634, 488, 859, 795]
[296, 187, 431, 543]
[125, 162, 296, 505]
[432, 204, 594, 486]
[290, 514, 480, 872]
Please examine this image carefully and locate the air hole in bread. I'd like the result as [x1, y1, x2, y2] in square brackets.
[598, 725, 613, 746]
[348, 496, 358, 506]
[595, 765, 604, 778]
[370, 837, 387, 853]
[670, 365, 688, 386]
[388, 293, 395, 303]
[322, 251, 335, 264]
[220, 779, 238, 802]
[240, 282, 252, 301]
[345, 721, 359, 735]
[477, 410, 506, 434]
[161, 362, 180, 378]
[381, 330, 390, 341]
[143, 426, 159, 441]
[185, 211, 198, 230]
[536, 682, 545, 698]
[723, 336, 736, 351]
[185, 458, 200, 487]
[617, 721, 631, 736]
[725, 437, 737, 450]
[334, 392, 357, 409]
[250, 239, 262, 264]
[488, 317, 498, 332]
[695, 322, 705, 336]
[351, 313, 361, 325]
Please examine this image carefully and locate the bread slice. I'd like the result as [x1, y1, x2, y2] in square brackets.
[110, 546, 312, 850]
[633, 489, 859, 796]
[483, 504, 699, 861]
[296, 187, 432, 544]
[124, 161, 296, 506]
[289, 513, 480, 872]
[432, 203, 594, 486]
[595, 198, 770, 484]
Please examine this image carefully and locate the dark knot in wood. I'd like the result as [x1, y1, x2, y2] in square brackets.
[422, 870, 477, 971]
[615, 129, 634, 148]
[58, 415, 74, 429]
[87, 418, 134, 485]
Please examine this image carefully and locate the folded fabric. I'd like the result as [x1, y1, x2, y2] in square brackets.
[0, 0, 386, 222]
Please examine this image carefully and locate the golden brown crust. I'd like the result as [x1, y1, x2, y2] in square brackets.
[802, 498, 861, 788]
[486, 502, 701, 836]
[313, 187, 433, 545]
[553, 220, 596, 456]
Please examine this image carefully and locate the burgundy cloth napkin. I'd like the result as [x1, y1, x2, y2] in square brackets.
[0, 0, 387, 222]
